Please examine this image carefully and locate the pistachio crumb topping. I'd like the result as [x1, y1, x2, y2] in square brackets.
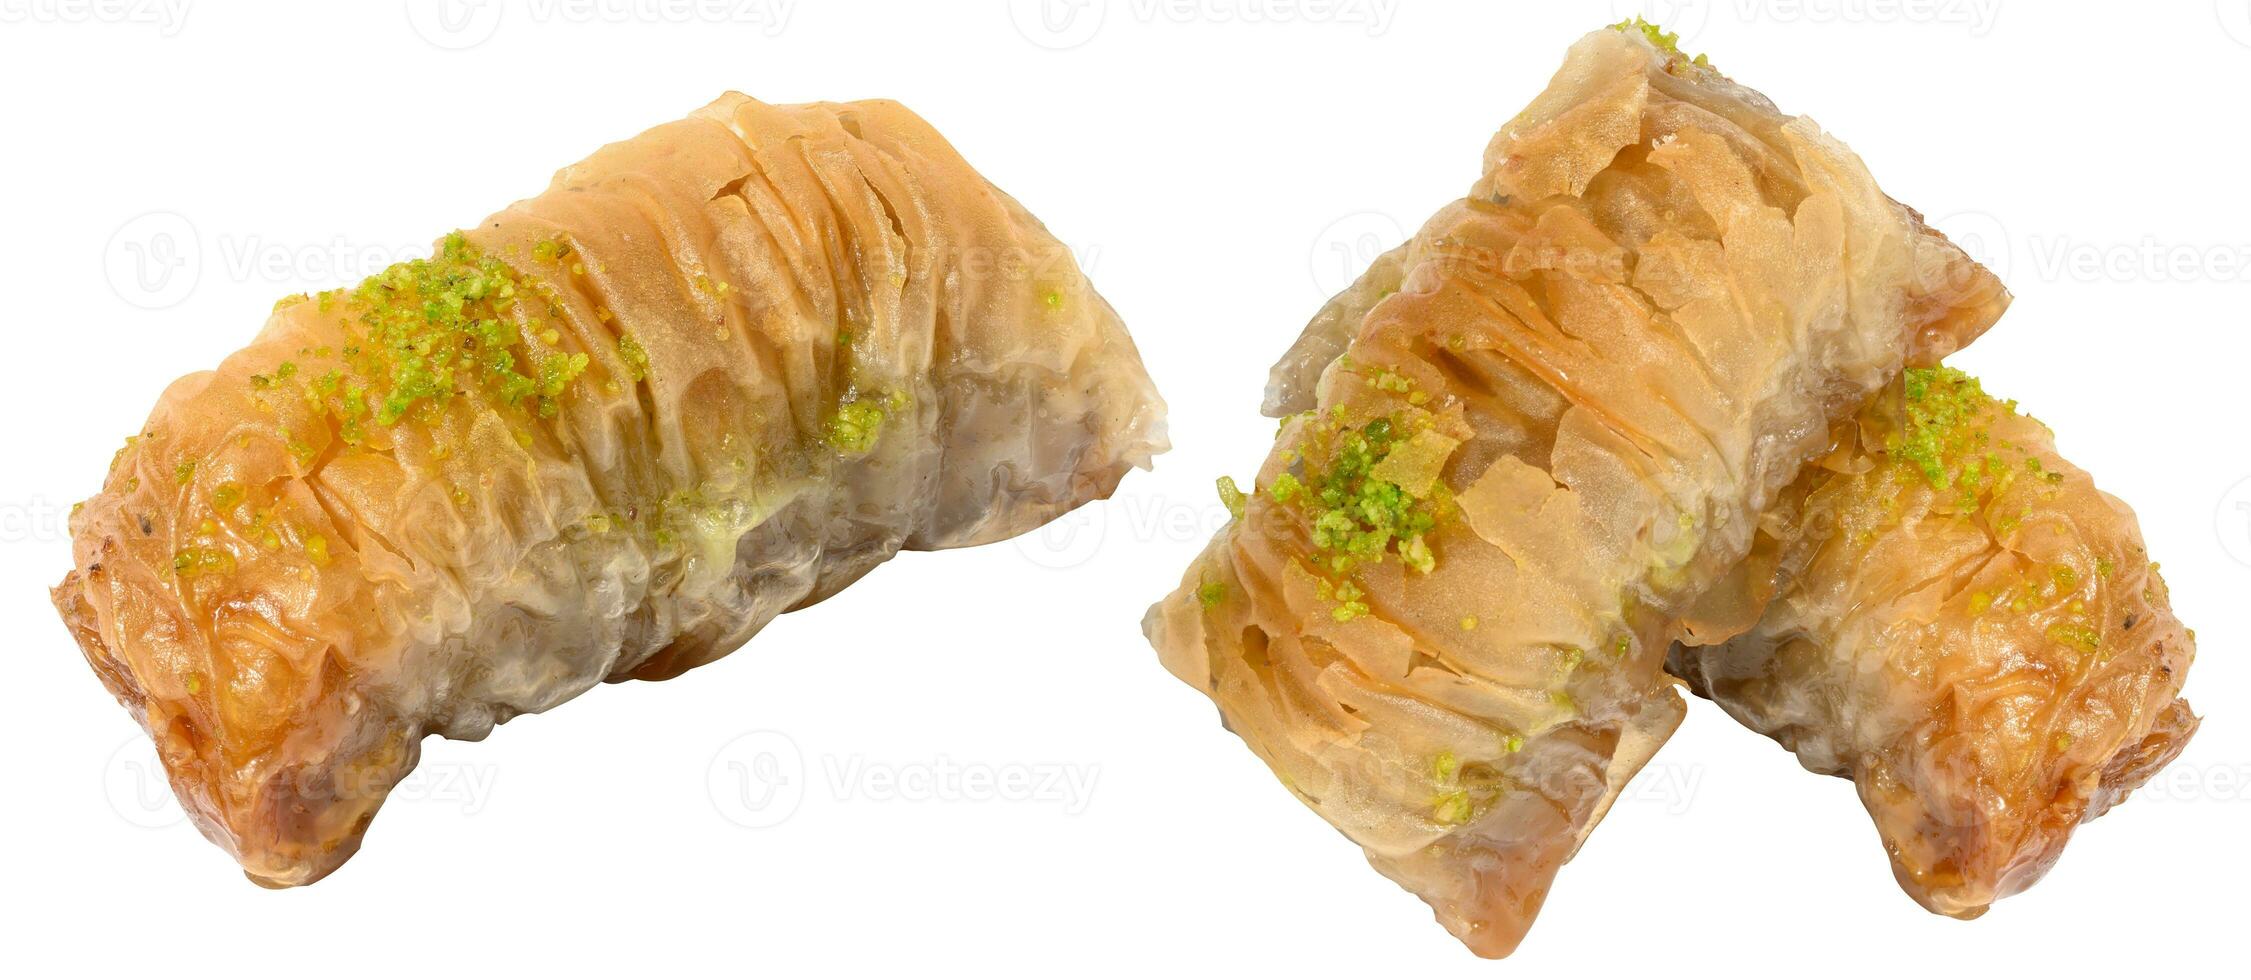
[338, 233, 580, 424]
[1216, 476, 1248, 520]
[1896, 367, 1992, 486]
[530, 236, 572, 264]
[1432, 751, 1461, 783]
[1432, 790, 1473, 826]
[825, 398, 887, 454]
[1430, 750, 1475, 825]
[1890, 366, 2035, 513]
[1257, 411, 1456, 621]
[535, 352, 591, 417]
[254, 232, 589, 439]
[171, 547, 234, 578]
[1316, 577, 1370, 623]
[2047, 621, 2102, 656]
[1197, 581, 1226, 609]
[617, 333, 650, 382]
[1301, 417, 1444, 577]
[1609, 15, 1712, 69]
[1267, 472, 1303, 503]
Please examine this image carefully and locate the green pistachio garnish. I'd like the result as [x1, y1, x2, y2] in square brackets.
[1889, 366, 2041, 513]
[617, 333, 650, 382]
[1216, 476, 1248, 520]
[1610, 15, 1712, 69]
[825, 398, 887, 453]
[1895, 366, 1992, 488]
[1432, 751, 1461, 784]
[2047, 622, 2102, 656]
[1432, 790, 1473, 826]
[1302, 418, 1443, 577]
[171, 547, 234, 578]
[333, 232, 578, 426]
[1260, 412, 1457, 622]
[1267, 472, 1303, 503]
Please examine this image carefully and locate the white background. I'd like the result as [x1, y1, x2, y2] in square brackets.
[3, 0, 2246, 974]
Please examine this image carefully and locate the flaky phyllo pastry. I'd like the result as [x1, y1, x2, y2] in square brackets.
[53, 95, 1165, 886]
[1146, 25, 2009, 956]
[1670, 367, 2196, 918]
